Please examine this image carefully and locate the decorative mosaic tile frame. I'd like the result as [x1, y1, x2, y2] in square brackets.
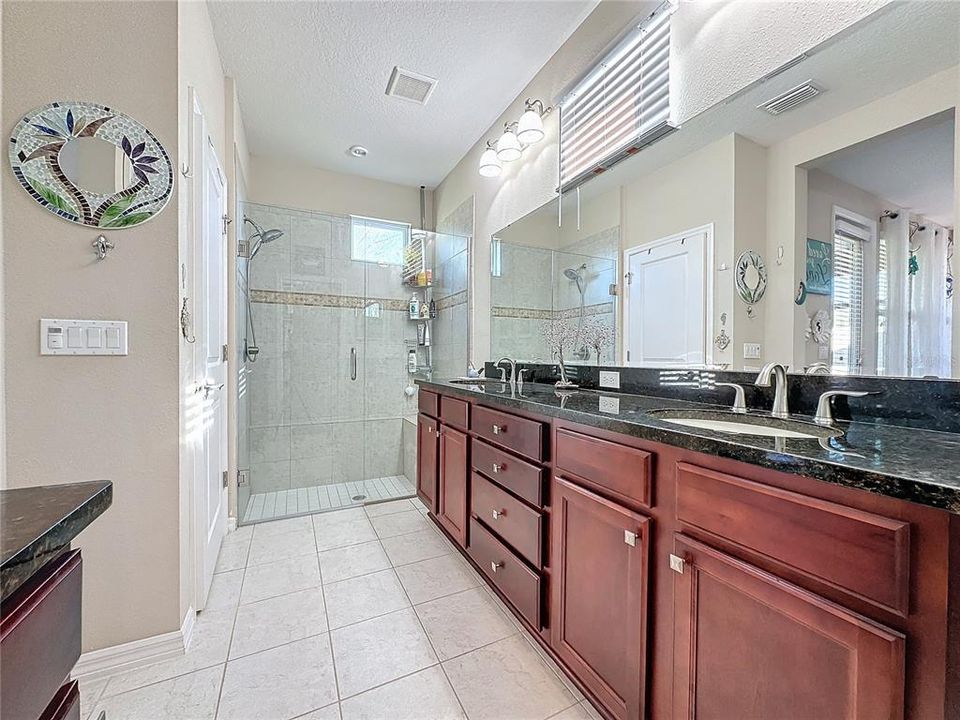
[8, 100, 173, 229]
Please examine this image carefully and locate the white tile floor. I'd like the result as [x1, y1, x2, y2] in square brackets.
[243, 476, 416, 524]
[80, 498, 601, 720]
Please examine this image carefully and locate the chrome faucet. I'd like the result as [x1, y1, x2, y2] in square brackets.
[755, 363, 789, 418]
[495, 357, 517, 385]
[814, 390, 870, 426]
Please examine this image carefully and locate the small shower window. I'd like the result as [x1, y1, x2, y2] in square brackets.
[350, 215, 410, 265]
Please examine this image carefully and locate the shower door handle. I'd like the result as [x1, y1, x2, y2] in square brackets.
[350, 347, 357, 381]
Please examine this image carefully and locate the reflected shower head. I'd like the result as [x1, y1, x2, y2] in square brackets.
[563, 263, 587, 293]
[244, 217, 284, 259]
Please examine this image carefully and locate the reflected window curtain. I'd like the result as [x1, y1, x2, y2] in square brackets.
[909, 221, 952, 377]
[878, 210, 909, 376]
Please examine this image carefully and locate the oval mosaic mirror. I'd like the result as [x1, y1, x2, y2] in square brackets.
[9, 101, 173, 229]
[735, 250, 767, 305]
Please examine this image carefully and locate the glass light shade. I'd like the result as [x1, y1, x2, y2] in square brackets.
[478, 147, 502, 177]
[516, 109, 545, 144]
[496, 129, 522, 162]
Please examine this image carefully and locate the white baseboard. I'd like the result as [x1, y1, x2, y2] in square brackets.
[73, 606, 196, 683]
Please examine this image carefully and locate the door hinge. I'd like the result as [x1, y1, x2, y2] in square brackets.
[237, 469, 249, 486]
[624, 530, 637, 547]
[222, 344, 229, 362]
[669, 554, 686, 574]
[222, 214, 232, 236]
[222, 470, 229, 488]
[237, 238, 250, 258]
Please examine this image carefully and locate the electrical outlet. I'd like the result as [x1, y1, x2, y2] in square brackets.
[598, 396, 621, 414]
[599, 370, 621, 389]
[743, 343, 761, 360]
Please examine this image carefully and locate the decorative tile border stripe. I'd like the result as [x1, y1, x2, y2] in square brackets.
[250, 289, 408, 312]
[436, 290, 468, 311]
[493, 302, 614, 321]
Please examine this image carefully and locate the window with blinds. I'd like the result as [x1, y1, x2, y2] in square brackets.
[831, 209, 870, 374]
[558, 2, 675, 192]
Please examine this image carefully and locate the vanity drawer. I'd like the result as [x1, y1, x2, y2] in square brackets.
[469, 517, 542, 628]
[1, 550, 82, 720]
[472, 439, 544, 506]
[471, 405, 545, 461]
[440, 395, 469, 430]
[676, 462, 911, 616]
[555, 428, 653, 508]
[472, 472, 543, 567]
[418, 390, 439, 417]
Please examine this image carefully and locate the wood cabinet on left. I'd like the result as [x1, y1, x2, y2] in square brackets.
[417, 414, 439, 514]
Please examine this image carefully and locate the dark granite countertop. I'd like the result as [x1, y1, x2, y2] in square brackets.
[1, 480, 112, 601]
[417, 379, 960, 515]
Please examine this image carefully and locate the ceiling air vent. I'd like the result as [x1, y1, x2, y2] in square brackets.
[757, 81, 822, 115]
[385, 66, 437, 105]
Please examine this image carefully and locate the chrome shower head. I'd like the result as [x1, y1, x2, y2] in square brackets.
[244, 217, 284, 260]
[563, 264, 587, 293]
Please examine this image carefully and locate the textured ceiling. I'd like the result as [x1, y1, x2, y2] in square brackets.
[812, 111, 955, 226]
[207, 0, 597, 187]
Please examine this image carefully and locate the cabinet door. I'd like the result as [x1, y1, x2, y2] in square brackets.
[551, 476, 650, 720]
[416, 414, 439, 514]
[438, 425, 469, 547]
[672, 534, 905, 720]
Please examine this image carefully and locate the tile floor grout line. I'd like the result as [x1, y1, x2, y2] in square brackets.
[316, 518, 346, 711]
[211, 564, 244, 720]
[391, 555, 471, 720]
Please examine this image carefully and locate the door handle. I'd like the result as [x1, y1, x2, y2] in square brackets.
[350, 347, 357, 381]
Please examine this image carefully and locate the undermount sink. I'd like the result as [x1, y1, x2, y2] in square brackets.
[648, 409, 840, 440]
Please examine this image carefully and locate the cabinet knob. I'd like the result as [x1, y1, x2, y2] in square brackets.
[491, 560, 504, 573]
[669, 554, 686, 574]
[492, 424, 506, 435]
[492, 462, 504, 474]
[492, 509, 505, 520]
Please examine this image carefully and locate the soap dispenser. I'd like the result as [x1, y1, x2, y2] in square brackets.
[408, 294, 420, 319]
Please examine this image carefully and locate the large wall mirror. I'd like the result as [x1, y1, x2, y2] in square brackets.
[8, 101, 174, 228]
[491, 3, 958, 380]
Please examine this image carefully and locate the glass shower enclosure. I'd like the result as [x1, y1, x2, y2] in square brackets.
[236, 202, 470, 524]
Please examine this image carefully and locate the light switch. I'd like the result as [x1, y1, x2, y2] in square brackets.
[41, 319, 128, 356]
[743, 343, 761, 360]
[67, 326, 84, 348]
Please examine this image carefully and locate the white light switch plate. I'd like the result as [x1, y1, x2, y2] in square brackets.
[41, 319, 128, 356]
[743, 343, 761, 360]
[599, 370, 621, 389]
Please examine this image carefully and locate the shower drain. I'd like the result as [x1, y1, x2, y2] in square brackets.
[352, 494, 367, 501]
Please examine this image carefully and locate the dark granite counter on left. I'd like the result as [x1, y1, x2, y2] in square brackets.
[1, 480, 112, 602]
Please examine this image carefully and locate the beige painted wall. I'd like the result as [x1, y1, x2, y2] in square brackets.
[763, 66, 959, 369]
[247, 155, 427, 228]
[2, 0, 182, 651]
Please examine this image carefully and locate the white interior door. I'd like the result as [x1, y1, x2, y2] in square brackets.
[192, 93, 228, 611]
[624, 227, 709, 366]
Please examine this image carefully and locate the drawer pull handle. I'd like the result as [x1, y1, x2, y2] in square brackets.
[492, 462, 504, 473]
[492, 424, 506, 435]
[492, 509, 505, 520]
[491, 560, 504, 573]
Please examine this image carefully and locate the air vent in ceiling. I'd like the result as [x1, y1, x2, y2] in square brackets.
[385, 66, 437, 105]
[757, 81, 823, 115]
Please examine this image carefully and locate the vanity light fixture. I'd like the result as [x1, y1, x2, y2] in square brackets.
[478, 141, 502, 177]
[517, 99, 547, 144]
[496, 122, 523, 162]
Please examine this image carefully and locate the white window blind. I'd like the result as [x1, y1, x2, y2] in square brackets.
[558, 3, 675, 191]
[831, 209, 868, 374]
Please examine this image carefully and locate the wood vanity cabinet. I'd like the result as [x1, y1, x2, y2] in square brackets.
[551, 476, 651, 720]
[416, 414, 439, 514]
[419, 387, 958, 720]
[438, 424, 469, 547]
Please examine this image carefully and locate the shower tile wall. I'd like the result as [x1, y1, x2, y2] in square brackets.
[491, 227, 619, 364]
[434, 196, 474, 378]
[242, 202, 418, 500]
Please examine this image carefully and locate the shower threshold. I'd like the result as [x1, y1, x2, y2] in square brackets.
[242, 475, 416, 524]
